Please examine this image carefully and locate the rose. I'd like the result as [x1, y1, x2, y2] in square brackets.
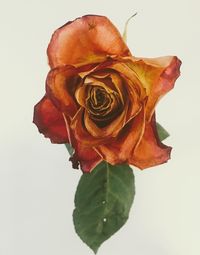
[33, 15, 181, 172]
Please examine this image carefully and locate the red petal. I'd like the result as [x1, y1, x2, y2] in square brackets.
[63, 114, 102, 172]
[140, 56, 181, 121]
[46, 65, 80, 117]
[33, 96, 68, 143]
[94, 105, 145, 165]
[124, 56, 182, 121]
[71, 108, 113, 146]
[47, 15, 131, 68]
[74, 143, 102, 173]
[93, 107, 171, 170]
[129, 114, 172, 169]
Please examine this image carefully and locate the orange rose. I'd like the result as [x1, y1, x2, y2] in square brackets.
[33, 15, 181, 172]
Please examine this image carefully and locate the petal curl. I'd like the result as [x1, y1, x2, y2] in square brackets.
[62, 114, 102, 172]
[71, 108, 111, 146]
[84, 104, 128, 138]
[73, 143, 102, 173]
[94, 103, 145, 164]
[47, 15, 131, 68]
[46, 65, 80, 117]
[123, 56, 181, 121]
[33, 96, 68, 143]
[129, 114, 172, 169]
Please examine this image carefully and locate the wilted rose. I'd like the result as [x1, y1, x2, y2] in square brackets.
[33, 15, 181, 172]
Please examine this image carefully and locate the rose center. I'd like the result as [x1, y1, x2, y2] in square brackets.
[86, 86, 122, 127]
[94, 88, 106, 106]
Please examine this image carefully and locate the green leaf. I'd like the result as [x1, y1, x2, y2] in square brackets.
[73, 161, 135, 253]
[64, 143, 74, 156]
[156, 122, 170, 141]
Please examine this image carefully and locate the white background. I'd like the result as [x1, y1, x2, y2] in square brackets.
[0, 0, 200, 254]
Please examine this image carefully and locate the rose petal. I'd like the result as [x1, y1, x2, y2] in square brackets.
[129, 114, 172, 169]
[75, 70, 125, 108]
[110, 61, 147, 101]
[94, 103, 145, 164]
[47, 15, 131, 68]
[110, 61, 147, 121]
[123, 56, 182, 121]
[109, 71, 125, 104]
[122, 76, 143, 121]
[33, 96, 68, 143]
[62, 114, 102, 172]
[145, 56, 181, 121]
[73, 143, 102, 173]
[71, 108, 112, 146]
[46, 65, 80, 117]
[84, 104, 128, 138]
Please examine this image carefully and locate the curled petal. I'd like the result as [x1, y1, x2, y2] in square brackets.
[146, 56, 181, 120]
[46, 65, 80, 117]
[47, 15, 131, 68]
[71, 108, 112, 146]
[123, 56, 182, 121]
[72, 143, 102, 173]
[110, 61, 146, 122]
[94, 103, 145, 164]
[33, 96, 68, 143]
[62, 114, 102, 172]
[122, 77, 143, 121]
[89, 69, 126, 103]
[110, 61, 147, 101]
[84, 104, 128, 138]
[75, 70, 125, 108]
[109, 71, 125, 104]
[129, 114, 172, 169]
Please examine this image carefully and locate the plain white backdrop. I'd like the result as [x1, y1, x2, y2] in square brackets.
[0, 0, 200, 254]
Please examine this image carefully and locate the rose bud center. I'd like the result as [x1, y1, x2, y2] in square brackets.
[86, 85, 123, 127]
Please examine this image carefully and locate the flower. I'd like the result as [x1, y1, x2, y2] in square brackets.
[33, 15, 181, 172]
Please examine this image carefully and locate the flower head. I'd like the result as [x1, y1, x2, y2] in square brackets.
[33, 15, 181, 172]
